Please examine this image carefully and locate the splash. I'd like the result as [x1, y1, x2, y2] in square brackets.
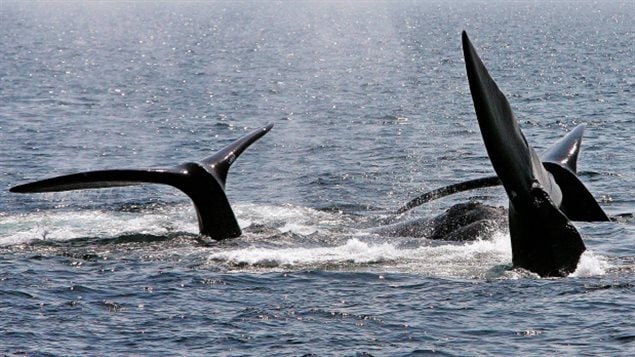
[236, 202, 362, 243]
[207, 231, 513, 278]
[236, 203, 345, 235]
[5, 201, 569, 280]
[570, 250, 609, 277]
[0, 205, 199, 245]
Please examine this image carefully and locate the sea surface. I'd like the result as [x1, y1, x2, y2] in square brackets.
[1, 1, 633, 355]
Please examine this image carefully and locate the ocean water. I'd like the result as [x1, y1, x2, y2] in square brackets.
[1, 1, 633, 355]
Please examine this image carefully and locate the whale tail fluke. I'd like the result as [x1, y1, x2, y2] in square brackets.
[10, 124, 274, 240]
[462, 31, 560, 203]
[9, 169, 181, 193]
[462, 31, 588, 276]
[540, 123, 609, 222]
[542, 123, 585, 173]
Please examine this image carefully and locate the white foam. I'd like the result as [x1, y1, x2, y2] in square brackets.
[235, 203, 343, 235]
[278, 222, 318, 235]
[209, 238, 399, 267]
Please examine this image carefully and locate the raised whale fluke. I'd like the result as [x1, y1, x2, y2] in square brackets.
[462, 31, 602, 277]
[539, 124, 609, 222]
[10, 124, 274, 240]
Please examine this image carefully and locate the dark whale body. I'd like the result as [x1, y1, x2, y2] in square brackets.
[11, 124, 273, 240]
[377, 202, 507, 241]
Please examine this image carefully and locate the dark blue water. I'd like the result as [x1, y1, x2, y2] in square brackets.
[1, 1, 633, 355]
